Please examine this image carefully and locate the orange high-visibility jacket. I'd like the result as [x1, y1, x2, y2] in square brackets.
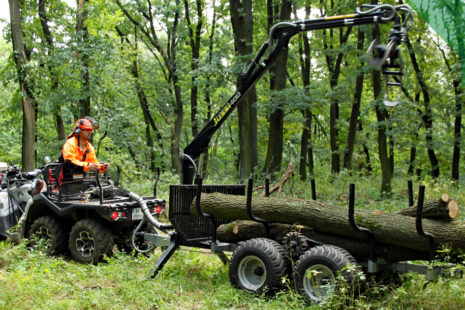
[62, 136, 98, 173]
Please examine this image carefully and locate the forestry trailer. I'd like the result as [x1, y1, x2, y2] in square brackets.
[134, 3, 452, 303]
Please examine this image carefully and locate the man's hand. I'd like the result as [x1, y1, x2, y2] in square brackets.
[88, 163, 99, 171]
[99, 162, 110, 172]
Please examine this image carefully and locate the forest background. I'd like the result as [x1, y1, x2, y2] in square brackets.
[1, 0, 463, 196]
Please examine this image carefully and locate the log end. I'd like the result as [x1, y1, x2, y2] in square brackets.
[448, 199, 459, 219]
[441, 193, 450, 203]
[233, 223, 239, 235]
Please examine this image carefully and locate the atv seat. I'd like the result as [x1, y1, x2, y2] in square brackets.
[43, 163, 89, 200]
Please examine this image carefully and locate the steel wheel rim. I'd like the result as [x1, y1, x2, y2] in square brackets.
[75, 231, 95, 258]
[302, 264, 336, 302]
[33, 227, 52, 250]
[238, 255, 267, 290]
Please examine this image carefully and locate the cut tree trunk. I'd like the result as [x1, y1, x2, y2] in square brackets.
[397, 194, 459, 221]
[217, 220, 429, 261]
[192, 193, 465, 253]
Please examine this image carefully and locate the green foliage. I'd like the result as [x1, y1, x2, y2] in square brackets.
[1, 0, 464, 194]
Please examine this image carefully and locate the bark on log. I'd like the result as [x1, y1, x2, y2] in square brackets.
[192, 193, 465, 253]
[217, 220, 430, 261]
[397, 195, 459, 220]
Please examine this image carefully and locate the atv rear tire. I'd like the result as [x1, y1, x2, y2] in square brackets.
[229, 238, 290, 295]
[294, 244, 360, 303]
[69, 219, 114, 263]
[29, 216, 67, 255]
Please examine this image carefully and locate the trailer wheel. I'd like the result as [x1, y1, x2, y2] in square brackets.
[69, 219, 113, 263]
[294, 245, 359, 303]
[28, 216, 67, 255]
[229, 238, 290, 295]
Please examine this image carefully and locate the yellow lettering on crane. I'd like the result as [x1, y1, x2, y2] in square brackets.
[214, 91, 242, 126]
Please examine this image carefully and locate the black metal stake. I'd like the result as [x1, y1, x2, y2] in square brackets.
[246, 178, 269, 237]
[348, 183, 375, 260]
[415, 185, 436, 260]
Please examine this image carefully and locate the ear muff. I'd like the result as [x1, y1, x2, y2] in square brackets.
[74, 119, 84, 134]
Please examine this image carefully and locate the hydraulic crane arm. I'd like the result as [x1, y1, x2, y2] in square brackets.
[181, 4, 412, 184]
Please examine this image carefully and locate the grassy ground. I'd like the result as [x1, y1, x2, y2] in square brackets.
[2, 172, 465, 309]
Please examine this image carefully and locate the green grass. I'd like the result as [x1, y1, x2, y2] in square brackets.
[2, 241, 465, 309]
[2, 173, 465, 309]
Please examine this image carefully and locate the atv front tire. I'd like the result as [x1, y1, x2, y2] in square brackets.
[29, 216, 67, 255]
[69, 219, 114, 263]
[229, 238, 290, 295]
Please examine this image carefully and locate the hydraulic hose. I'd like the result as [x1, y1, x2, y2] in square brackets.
[127, 191, 173, 230]
[131, 217, 156, 253]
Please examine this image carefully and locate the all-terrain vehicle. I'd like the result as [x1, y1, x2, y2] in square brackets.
[4, 160, 167, 263]
[0, 162, 42, 240]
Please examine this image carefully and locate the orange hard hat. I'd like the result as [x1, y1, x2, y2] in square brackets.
[74, 118, 93, 134]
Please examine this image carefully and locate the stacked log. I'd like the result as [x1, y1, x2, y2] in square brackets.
[397, 194, 459, 220]
[191, 193, 463, 258]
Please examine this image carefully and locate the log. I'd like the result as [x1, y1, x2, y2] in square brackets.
[397, 194, 459, 220]
[192, 193, 465, 253]
[217, 220, 430, 261]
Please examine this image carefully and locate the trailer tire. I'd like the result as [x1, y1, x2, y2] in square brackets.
[294, 244, 360, 303]
[29, 216, 67, 255]
[69, 219, 114, 264]
[229, 238, 290, 295]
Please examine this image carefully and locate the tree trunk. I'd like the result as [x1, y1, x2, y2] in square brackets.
[169, 1, 183, 174]
[452, 73, 462, 181]
[116, 0, 183, 173]
[193, 193, 465, 253]
[38, 0, 66, 141]
[359, 120, 372, 173]
[372, 23, 392, 195]
[216, 220, 429, 261]
[407, 93, 421, 175]
[184, 0, 203, 139]
[76, 0, 91, 117]
[9, 0, 36, 171]
[264, 0, 292, 176]
[344, 28, 365, 170]
[298, 4, 312, 180]
[230, 0, 258, 179]
[115, 27, 164, 172]
[300, 110, 312, 180]
[406, 36, 439, 178]
[325, 27, 352, 173]
[201, 3, 218, 178]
